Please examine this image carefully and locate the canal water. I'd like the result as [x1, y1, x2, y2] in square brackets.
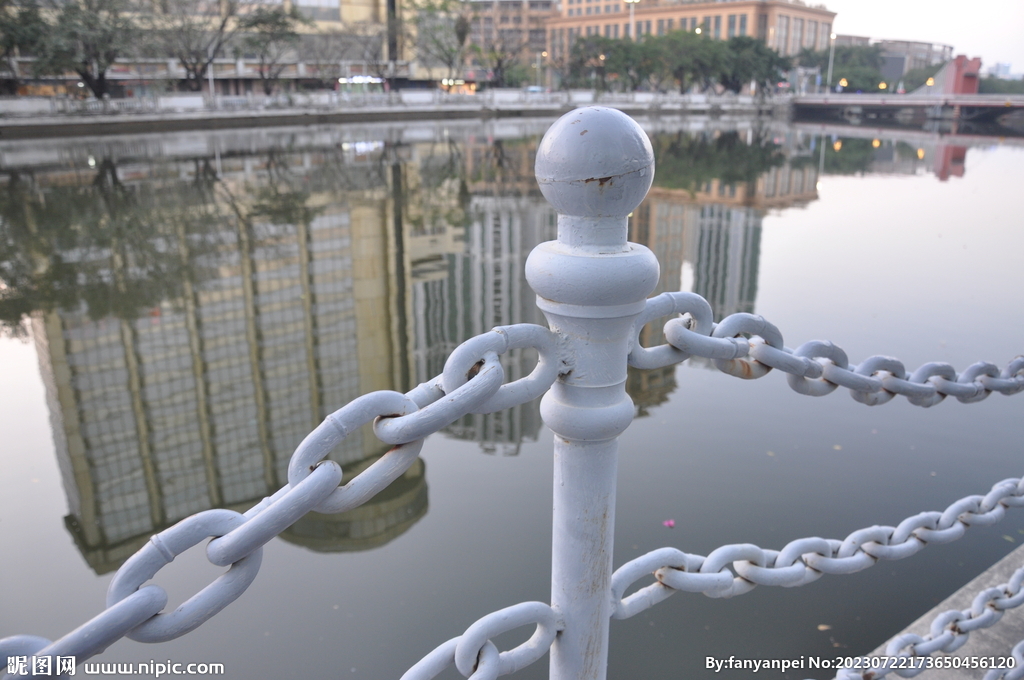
[1, 116, 1022, 679]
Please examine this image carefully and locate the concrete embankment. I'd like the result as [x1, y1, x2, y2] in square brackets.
[0, 91, 777, 139]
[867, 542, 1024, 679]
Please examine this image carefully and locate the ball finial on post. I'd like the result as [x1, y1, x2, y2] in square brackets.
[535, 106, 654, 221]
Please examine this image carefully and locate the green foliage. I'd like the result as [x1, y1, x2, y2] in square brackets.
[0, 165, 220, 331]
[239, 6, 309, 95]
[565, 30, 788, 94]
[659, 30, 728, 93]
[902, 62, 945, 92]
[798, 44, 883, 92]
[718, 35, 790, 93]
[31, 0, 138, 98]
[651, 130, 785, 194]
[0, 0, 46, 91]
[978, 76, 1024, 95]
[823, 138, 874, 175]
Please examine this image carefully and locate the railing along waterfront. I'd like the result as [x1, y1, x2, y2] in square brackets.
[2, 107, 1024, 680]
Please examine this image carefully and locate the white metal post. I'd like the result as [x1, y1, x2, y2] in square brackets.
[527, 107, 658, 680]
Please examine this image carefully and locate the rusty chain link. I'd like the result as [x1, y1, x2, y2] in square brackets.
[611, 478, 1024, 619]
[827, 566, 1024, 679]
[631, 292, 1024, 405]
[0, 324, 560, 677]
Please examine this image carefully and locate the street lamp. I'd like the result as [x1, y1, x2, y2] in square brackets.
[624, 0, 639, 40]
[536, 50, 548, 89]
[826, 32, 836, 92]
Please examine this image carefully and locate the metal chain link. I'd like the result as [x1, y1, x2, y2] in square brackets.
[401, 602, 563, 680]
[0, 324, 560, 672]
[611, 478, 1024, 619]
[825, 566, 1024, 679]
[983, 640, 1024, 680]
[630, 292, 1024, 405]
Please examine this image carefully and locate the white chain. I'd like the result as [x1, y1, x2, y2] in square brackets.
[611, 478, 1024, 619]
[828, 567, 1024, 679]
[0, 324, 560, 673]
[630, 292, 1024, 405]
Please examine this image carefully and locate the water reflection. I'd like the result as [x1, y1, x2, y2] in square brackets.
[0, 119, 973, 575]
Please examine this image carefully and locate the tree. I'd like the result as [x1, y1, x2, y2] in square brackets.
[0, 0, 45, 94]
[718, 36, 789, 94]
[651, 129, 784, 193]
[347, 21, 394, 87]
[798, 44, 883, 92]
[239, 5, 309, 95]
[567, 35, 614, 89]
[472, 28, 526, 88]
[147, 0, 244, 92]
[412, 0, 471, 81]
[301, 27, 359, 89]
[978, 76, 1024, 95]
[32, 0, 138, 98]
[660, 30, 728, 94]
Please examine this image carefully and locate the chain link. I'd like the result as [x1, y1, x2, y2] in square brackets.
[1, 324, 556, 671]
[633, 292, 1024, 405]
[611, 478, 1024, 619]
[829, 566, 1024, 679]
[401, 602, 563, 680]
[983, 640, 1024, 680]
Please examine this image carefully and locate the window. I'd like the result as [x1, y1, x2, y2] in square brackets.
[808, 20, 818, 49]
[739, 14, 747, 36]
[667, 18, 673, 30]
[645, 20, 651, 35]
[776, 15, 789, 53]
[605, 23, 611, 36]
[624, 22, 630, 37]
[757, 13, 767, 39]
[792, 18, 803, 54]
[713, 15, 721, 39]
[657, 19, 664, 35]
[727, 14, 736, 38]
[613, 23, 619, 37]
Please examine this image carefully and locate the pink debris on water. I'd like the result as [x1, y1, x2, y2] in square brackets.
[662, 519, 675, 528]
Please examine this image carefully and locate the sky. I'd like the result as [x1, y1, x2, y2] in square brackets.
[823, 0, 1024, 73]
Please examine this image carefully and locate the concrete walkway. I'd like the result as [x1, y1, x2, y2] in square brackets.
[868, 543, 1024, 679]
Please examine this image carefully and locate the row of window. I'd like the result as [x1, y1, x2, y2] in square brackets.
[552, 13, 830, 56]
[556, 13, 748, 41]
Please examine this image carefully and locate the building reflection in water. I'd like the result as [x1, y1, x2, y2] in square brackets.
[2, 122, 819, 573]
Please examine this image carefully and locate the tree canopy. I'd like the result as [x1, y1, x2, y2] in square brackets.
[797, 44, 883, 92]
[31, 0, 138, 98]
[563, 30, 789, 94]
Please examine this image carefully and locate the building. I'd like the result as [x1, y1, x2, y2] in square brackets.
[547, 0, 835, 65]
[465, 0, 556, 84]
[835, 34, 953, 83]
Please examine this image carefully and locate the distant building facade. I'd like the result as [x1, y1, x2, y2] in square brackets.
[836, 34, 953, 83]
[466, 0, 555, 83]
[547, 0, 835, 65]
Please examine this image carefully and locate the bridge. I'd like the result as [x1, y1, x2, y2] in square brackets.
[791, 93, 1024, 133]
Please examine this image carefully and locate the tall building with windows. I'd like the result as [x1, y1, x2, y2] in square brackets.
[547, 0, 835, 65]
